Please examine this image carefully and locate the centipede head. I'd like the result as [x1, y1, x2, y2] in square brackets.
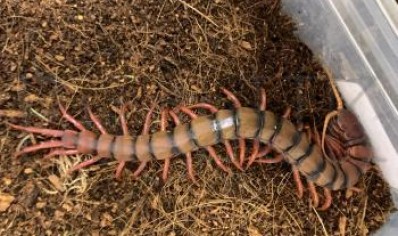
[333, 109, 365, 142]
[323, 109, 373, 164]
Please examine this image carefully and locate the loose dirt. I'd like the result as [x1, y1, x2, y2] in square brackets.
[0, 0, 394, 235]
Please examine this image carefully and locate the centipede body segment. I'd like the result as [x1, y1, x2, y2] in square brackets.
[7, 88, 373, 210]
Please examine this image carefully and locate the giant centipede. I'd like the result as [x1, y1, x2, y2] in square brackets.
[7, 88, 373, 210]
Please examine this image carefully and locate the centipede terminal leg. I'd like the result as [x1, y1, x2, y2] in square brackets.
[14, 140, 65, 158]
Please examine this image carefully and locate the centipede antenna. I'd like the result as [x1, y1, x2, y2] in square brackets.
[321, 110, 339, 159]
[321, 69, 344, 159]
[325, 69, 344, 111]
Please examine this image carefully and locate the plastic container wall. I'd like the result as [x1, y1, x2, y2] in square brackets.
[281, 0, 398, 235]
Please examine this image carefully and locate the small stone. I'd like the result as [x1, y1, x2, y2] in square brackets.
[0, 194, 15, 212]
[10, 63, 17, 72]
[54, 210, 65, 219]
[36, 202, 46, 209]
[55, 55, 65, 62]
[62, 203, 73, 212]
[25, 73, 33, 79]
[24, 168, 33, 174]
[76, 15, 84, 21]
[3, 178, 12, 186]
[48, 174, 65, 192]
[240, 40, 252, 50]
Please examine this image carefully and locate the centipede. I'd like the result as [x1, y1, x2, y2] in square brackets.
[7, 87, 373, 210]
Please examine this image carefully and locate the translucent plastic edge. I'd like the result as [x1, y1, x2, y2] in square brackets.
[281, 0, 398, 234]
[377, 0, 398, 37]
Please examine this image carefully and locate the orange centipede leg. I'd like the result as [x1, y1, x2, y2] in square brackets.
[14, 140, 65, 158]
[169, 110, 197, 182]
[58, 102, 86, 131]
[257, 145, 272, 158]
[220, 87, 241, 107]
[87, 107, 108, 135]
[44, 149, 79, 159]
[111, 103, 132, 179]
[130, 103, 157, 179]
[238, 139, 246, 167]
[247, 89, 267, 168]
[319, 188, 332, 211]
[67, 156, 104, 174]
[307, 181, 320, 208]
[115, 161, 126, 179]
[7, 122, 65, 137]
[188, 103, 218, 113]
[220, 88, 247, 167]
[206, 146, 231, 173]
[161, 109, 172, 182]
[224, 140, 243, 171]
[132, 161, 147, 179]
[293, 167, 304, 198]
[246, 139, 260, 168]
[256, 153, 283, 164]
[65, 107, 111, 174]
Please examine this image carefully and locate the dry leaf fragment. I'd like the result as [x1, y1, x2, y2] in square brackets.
[0, 194, 15, 212]
[2, 178, 12, 186]
[0, 109, 25, 118]
[339, 215, 347, 236]
[247, 226, 262, 236]
[24, 94, 42, 103]
[48, 174, 65, 192]
[55, 55, 65, 61]
[240, 40, 252, 50]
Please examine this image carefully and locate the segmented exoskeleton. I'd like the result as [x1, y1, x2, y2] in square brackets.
[7, 88, 372, 210]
